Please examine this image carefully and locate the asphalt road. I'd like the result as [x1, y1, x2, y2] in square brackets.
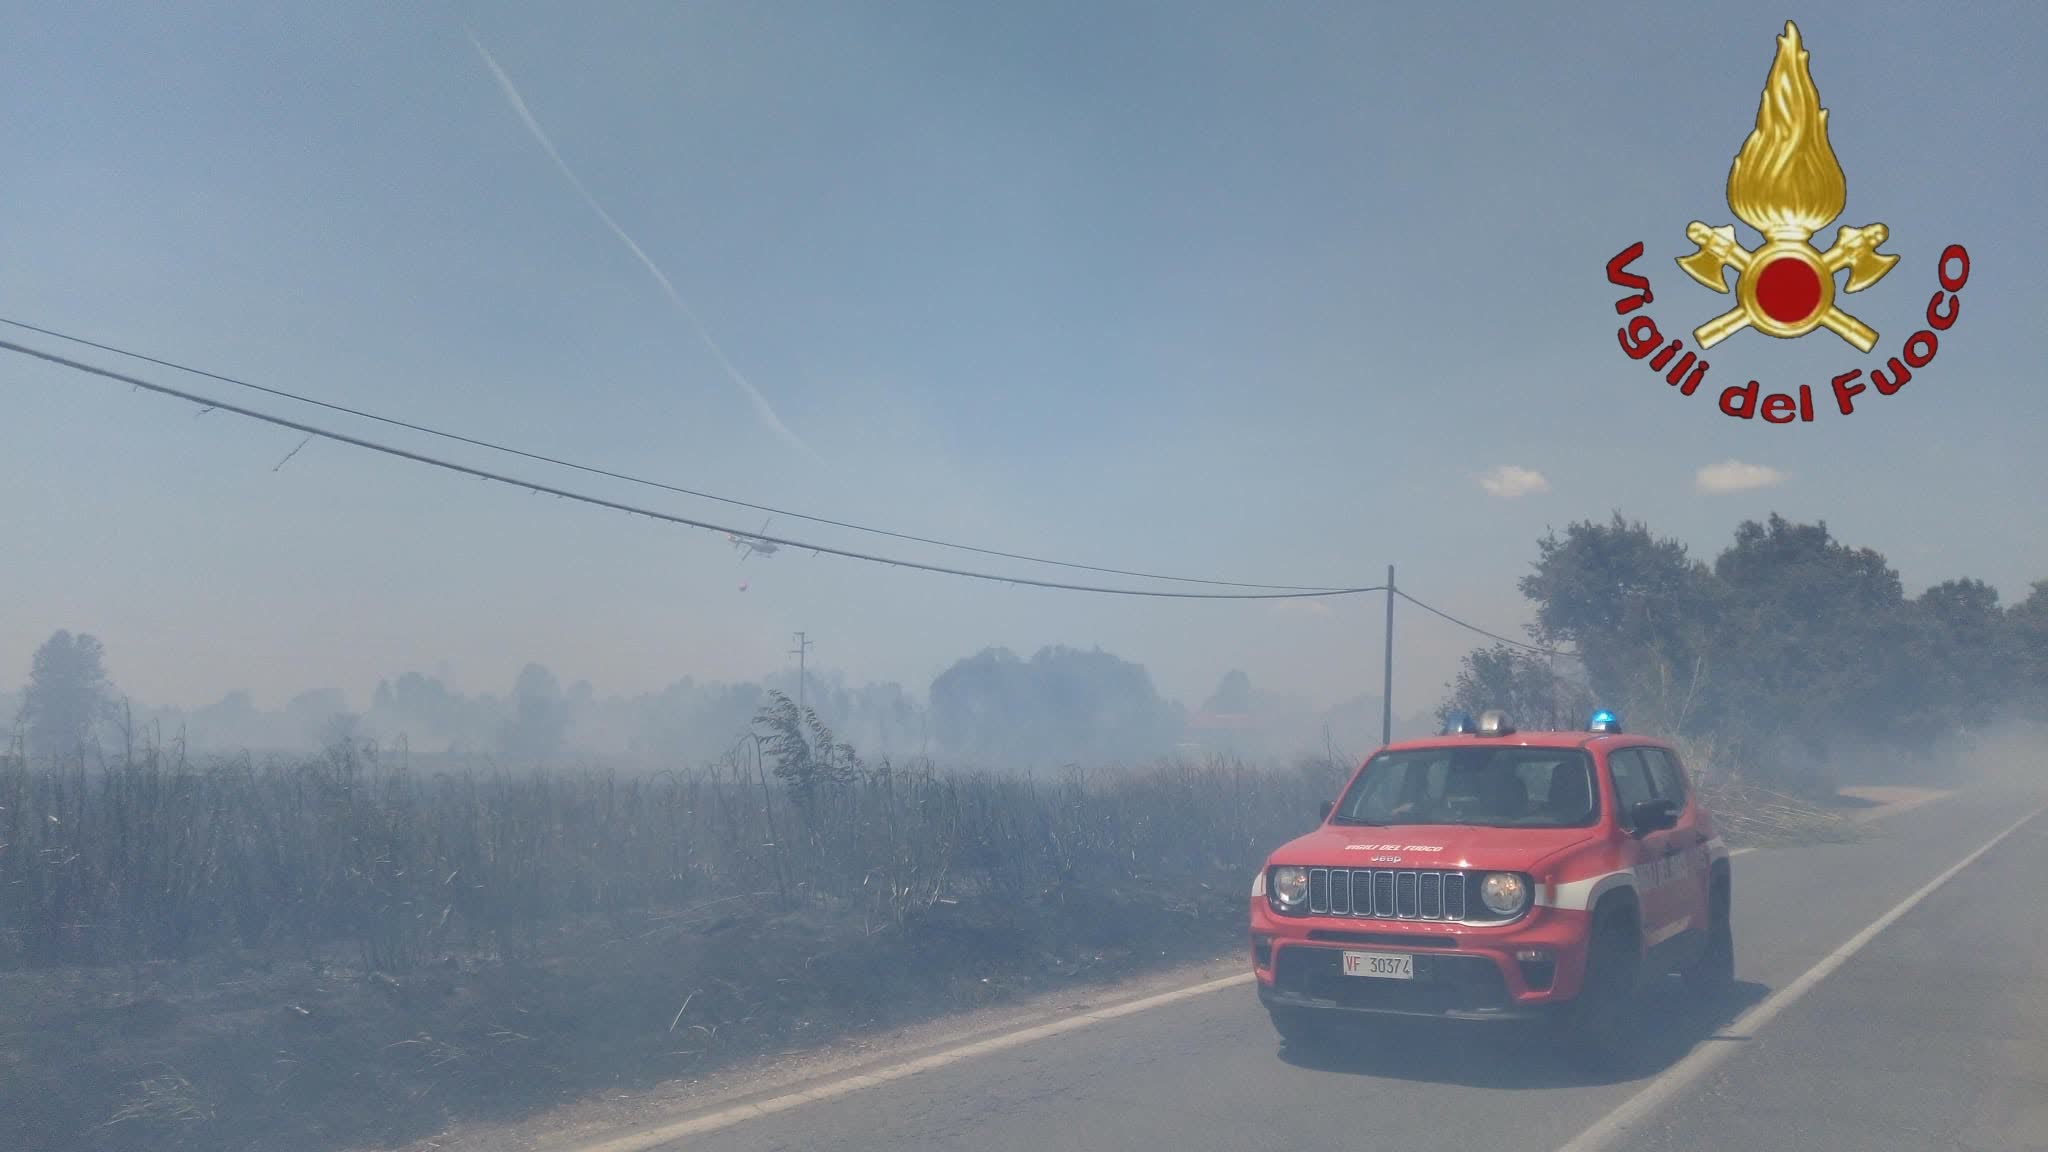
[625, 786, 2048, 1152]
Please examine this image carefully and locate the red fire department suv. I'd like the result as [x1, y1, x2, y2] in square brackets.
[1250, 709, 1732, 1047]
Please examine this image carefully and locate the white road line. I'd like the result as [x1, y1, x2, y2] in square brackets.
[564, 972, 1256, 1152]
[1553, 801, 2048, 1152]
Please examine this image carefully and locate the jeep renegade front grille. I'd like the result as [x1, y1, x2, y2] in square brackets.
[1305, 868, 1468, 921]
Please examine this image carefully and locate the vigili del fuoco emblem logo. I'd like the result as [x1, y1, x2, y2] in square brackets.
[1604, 22, 1969, 423]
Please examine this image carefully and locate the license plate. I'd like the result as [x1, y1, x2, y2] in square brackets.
[1342, 950, 1414, 980]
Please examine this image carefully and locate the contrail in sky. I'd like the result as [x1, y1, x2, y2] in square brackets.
[465, 28, 814, 458]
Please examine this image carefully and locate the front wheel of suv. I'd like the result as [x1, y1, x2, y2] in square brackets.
[1553, 909, 1641, 1054]
[1684, 876, 1735, 988]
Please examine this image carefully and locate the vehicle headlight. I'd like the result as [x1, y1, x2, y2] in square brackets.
[1270, 866, 1309, 910]
[1479, 872, 1529, 916]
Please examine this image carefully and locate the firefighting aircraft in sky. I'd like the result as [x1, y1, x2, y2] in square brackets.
[726, 518, 780, 561]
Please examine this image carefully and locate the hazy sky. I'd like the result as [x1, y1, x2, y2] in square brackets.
[3, 1, 2043, 716]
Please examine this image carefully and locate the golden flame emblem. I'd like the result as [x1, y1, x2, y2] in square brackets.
[1676, 22, 1897, 351]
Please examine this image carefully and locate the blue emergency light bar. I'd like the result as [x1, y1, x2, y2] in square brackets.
[1441, 711, 1478, 735]
[1588, 709, 1623, 734]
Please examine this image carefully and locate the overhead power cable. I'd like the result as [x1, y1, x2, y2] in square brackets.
[0, 338, 1387, 601]
[1395, 588, 1562, 656]
[0, 317, 1344, 592]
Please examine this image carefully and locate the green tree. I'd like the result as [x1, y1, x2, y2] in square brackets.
[1518, 514, 1721, 734]
[21, 630, 115, 759]
[930, 646, 1182, 766]
[2008, 581, 2048, 708]
[499, 663, 569, 761]
[1911, 578, 2010, 729]
[1202, 669, 1255, 715]
[1437, 645, 1595, 732]
[1708, 516, 1906, 783]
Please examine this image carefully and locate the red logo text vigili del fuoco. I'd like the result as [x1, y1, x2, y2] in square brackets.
[1607, 241, 1968, 424]
[1606, 22, 1969, 423]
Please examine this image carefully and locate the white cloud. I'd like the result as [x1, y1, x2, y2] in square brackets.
[1695, 460, 1787, 493]
[1476, 465, 1550, 499]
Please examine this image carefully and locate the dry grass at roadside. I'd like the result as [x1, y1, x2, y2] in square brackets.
[1697, 777, 1868, 847]
[1674, 736, 1870, 848]
[0, 746, 1341, 1152]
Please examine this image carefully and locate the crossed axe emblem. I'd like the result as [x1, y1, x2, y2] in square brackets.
[1675, 221, 1898, 352]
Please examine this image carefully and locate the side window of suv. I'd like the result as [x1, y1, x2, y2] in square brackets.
[1643, 748, 1689, 805]
[1608, 748, 1653, 829]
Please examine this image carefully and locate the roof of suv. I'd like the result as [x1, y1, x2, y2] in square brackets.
[1377, 730, 1668, 754]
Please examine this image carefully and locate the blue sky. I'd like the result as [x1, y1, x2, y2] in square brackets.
[3, 1, 2044, 716]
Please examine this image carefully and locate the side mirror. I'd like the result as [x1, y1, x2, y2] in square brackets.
[1630, 798, 1679, 835]
[1319, 800, 1334, 821]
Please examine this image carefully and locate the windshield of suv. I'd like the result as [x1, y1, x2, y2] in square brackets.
[1334, 747, 1597, 828]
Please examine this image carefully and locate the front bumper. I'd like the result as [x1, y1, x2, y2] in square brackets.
[1258, 977, 1552, 1022]
[1257, 950, 1552, 1021]
[1249, 896, 1591, 1021]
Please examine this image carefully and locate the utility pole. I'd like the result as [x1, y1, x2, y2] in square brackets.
[1382, 565, 1395, 748]
[789, 631, 813, 714]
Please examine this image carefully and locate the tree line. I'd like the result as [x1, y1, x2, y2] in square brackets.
[3, 634, 1397, 769]
[1439, 513, 2048, 792]
[22, 511, 2029, 783]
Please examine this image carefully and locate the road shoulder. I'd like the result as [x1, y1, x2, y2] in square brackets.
[386, 952, 1251, 1152]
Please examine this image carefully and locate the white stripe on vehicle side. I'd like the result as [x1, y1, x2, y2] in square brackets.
[1539, 869, 1634, 911]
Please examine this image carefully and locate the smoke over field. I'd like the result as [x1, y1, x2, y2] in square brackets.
[4, 513, 2043, 1152]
